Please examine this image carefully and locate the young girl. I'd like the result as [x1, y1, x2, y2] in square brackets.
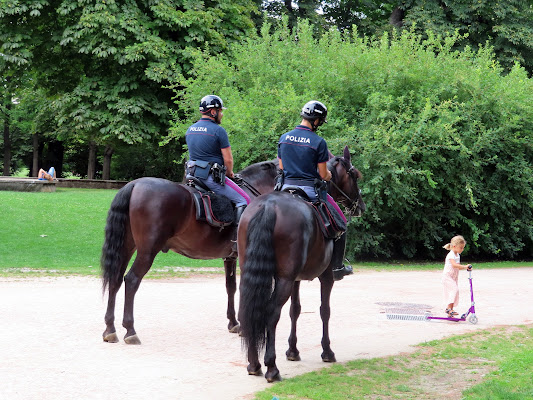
[442, 235, 472, 316]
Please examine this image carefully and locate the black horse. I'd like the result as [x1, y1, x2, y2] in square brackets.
[100, 161, 278, 344]
[238, 146, 365, 382]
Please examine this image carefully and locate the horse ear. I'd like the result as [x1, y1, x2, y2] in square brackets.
[343, 146, 351, 162]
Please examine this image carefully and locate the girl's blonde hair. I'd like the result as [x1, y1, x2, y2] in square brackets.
[443, 235, 466, 250]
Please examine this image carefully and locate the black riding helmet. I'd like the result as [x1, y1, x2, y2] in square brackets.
[199, 95, 227, 113]
[300, 100, 328, 124]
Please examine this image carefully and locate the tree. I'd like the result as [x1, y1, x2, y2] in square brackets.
[1, 94, 13, 175]
[260, 1, 533, 77]
[398, 0, 533, 76]
[263, 0, 324, 30]
[321, 0, 396, 35]
[0, 0, 257, 178]
[9, 86, 55, 176]
[170, 21, 533, 260]
[320, 0, 533, 76]
[0, 54, 33, 175]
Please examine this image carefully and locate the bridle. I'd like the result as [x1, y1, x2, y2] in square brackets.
[328, 158, 363, 216]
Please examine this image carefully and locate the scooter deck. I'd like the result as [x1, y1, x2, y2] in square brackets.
[427, 316, 465, 322]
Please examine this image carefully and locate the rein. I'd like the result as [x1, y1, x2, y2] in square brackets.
[328, 179, 353, 205]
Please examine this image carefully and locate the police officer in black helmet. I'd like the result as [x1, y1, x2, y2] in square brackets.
[277, 100, 353, 280]
[185, 95, 250, 237]
[278, 100, 331, 198]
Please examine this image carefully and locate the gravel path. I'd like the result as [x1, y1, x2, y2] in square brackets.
[1, 268, 532, 400]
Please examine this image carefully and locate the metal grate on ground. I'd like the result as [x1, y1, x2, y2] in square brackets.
[376, 301, 434, 322]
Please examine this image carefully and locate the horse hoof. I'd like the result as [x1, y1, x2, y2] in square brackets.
[266, 372, 282, 382]
[228, 324, 240, 334]
[247, 366, 262, 376]
[321, 353, 336, 363]
[286, 352, 301, 361]
[124, 334, 141, 345]
[103, 332, 119, 343]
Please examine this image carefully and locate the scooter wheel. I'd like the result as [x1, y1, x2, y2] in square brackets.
[468, 314, 478, 324]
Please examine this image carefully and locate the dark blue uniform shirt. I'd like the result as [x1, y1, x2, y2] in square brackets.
[278, 125, 330, 183]
[186, 118, 230, 165]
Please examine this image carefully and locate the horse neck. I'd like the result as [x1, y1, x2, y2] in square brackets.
[239, 161, 278, 194]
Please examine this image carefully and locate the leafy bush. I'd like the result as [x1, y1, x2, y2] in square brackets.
[169, 20, 533, 260]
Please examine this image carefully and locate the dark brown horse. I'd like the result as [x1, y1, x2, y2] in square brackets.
[100, 161, 278, 344]
[238, 146, 365, 382]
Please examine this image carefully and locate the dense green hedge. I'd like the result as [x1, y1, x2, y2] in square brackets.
[169, 21, 533, 260]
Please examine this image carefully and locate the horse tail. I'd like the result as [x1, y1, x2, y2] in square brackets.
[239, 202, 277, 354]
[101, 181, 135, 294]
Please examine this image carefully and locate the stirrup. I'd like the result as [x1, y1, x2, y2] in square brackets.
[333, 264, 353, 281]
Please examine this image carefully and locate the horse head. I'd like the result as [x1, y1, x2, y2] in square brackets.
[328, 146, 366, 217]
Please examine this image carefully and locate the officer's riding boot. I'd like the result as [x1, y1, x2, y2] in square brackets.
[231, 205, 247, 255]
[331, 233, 354, 281]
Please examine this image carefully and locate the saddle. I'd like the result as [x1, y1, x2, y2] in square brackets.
[185, 178, 234, 229]
[282, 186, 346, 240]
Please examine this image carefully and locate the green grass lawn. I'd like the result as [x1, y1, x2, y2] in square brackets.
[254, 325, 533, 400]
[0, 188, 223, 276]
[1, 188, 531, 277]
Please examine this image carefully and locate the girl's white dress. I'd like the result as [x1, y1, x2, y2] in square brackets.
[442, 250, 460, 307]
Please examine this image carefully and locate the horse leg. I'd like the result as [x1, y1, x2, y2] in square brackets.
[285, 281, 301, 361]
[103, 278, 123, 343]
[223, 257, 239, 333]
[264, 279, 294, 382]
[319, 274, 336, 362]
[103, 244, 135, 343]
[122, 250, 156, 344]
[246, 342, 262, 376]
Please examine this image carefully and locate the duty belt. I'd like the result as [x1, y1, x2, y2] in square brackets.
[284, 178, 316, 186]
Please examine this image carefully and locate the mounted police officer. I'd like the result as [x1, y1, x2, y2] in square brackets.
[277, 100, 353, 280]
[185, 95, 250, 238]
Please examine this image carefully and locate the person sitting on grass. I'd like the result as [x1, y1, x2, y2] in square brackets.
[38, 167, 56, 182]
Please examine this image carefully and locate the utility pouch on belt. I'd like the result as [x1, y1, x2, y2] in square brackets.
[187, 160, 211, 179]
[211, 163, 227, 185]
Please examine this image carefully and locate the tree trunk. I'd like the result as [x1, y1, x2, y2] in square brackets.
[102, 145, 114, 180]
[87, 141, 97, 179]
[3, 102, 11, 176]
[284, 0, 297, 30]
[389, 6, 405, 28]
[32, 133, 39, 177]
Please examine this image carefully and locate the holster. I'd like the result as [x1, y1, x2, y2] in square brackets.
[211, 163, 227, 185]
[274, 170, 284, 191]
[314, 178, 328, 203]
